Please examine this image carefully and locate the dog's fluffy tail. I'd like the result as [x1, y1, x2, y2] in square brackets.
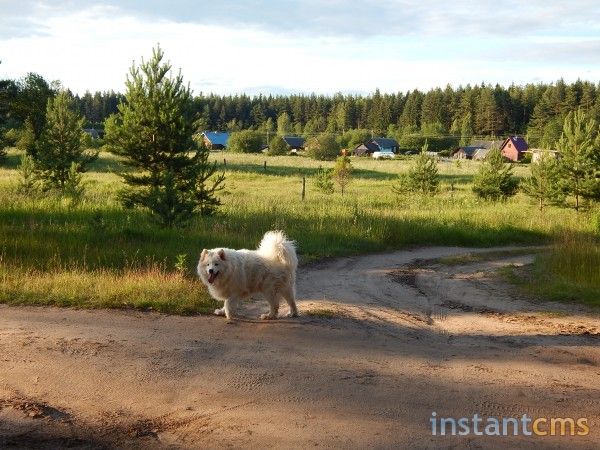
[257, 231, 298, 273]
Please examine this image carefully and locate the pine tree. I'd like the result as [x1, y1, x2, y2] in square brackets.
[472, 148, 518, 200]
[105, 46, 224, 226]
[35, 91, 97, 189]
[314, 166, 334, 194]
[393, 141, 439, 195]
[521, 152, 564, 210]
[16, 117, 36, 155]
[332, 155, 352, 195]
[185, 145, 225, 216]
[16, 153, 38, 195]
[556, 109, 600, 210]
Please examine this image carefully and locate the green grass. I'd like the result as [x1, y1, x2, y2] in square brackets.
[505, 234, 600, 308]
[0, 148, 598, 313]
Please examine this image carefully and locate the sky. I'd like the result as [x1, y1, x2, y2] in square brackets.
[0, 0, 599, 96]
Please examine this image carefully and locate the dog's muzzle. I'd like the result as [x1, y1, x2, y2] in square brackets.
[208, 271, 219, 284]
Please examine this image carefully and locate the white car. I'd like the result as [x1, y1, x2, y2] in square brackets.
[372, 150, 395, 160]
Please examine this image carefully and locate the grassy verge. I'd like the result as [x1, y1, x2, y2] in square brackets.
[0, 149, 598, 313]
[503, 234, 600, 308]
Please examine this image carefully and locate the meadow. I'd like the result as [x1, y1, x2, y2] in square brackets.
[0, 148, 598, 312]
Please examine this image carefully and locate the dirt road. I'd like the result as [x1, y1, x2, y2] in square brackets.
[1, 246, 598, 449]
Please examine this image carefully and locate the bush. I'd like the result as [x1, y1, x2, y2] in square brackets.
[332, 155, 353, 195]
[339, 129, 372, 150]
[267, 135, 288, 155]
[228, 130, 264, 153]
[306, 133, 340, 160]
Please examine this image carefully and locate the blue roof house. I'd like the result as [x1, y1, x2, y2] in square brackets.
[201, 131, 230, 150]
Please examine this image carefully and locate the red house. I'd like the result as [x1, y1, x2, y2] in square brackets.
[500, 136, 528, 161]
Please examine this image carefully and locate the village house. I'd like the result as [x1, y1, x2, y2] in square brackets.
[282, 136, 305, 152]
[353, 138, 399, 156]
[200, 131, 230, 150]
[453, 146, 480, 159]
[499, 136, 528, 162]
[453, 140, 497, 160]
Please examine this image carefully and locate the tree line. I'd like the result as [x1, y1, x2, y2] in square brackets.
[2, 69, 600, 154]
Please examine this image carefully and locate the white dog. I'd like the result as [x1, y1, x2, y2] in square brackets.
[197, 231, 298, 320]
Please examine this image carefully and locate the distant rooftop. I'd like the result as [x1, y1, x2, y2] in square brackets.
[202, 131, 230, 146]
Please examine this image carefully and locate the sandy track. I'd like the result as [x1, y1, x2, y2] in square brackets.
[0, 246, 598, 449]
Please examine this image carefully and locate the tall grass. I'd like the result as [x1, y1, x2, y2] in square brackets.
[0, 149, 597, 312]
[521, 233, 600, 307]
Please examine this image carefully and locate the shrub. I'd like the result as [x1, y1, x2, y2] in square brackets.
[267, 135, 288, 155]
[332, 155, 353, 195]
[228, 130, 264, 153]
[306, 133, 340, 160]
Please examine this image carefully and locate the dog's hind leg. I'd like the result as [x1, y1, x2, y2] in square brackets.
[259, 295, 279, 320]
[282, 286, 298, 318]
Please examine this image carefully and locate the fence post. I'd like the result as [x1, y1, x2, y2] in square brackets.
[264, 160, 267, 171]
[223, 158, 227, 167]
[301, 176, 306, 201]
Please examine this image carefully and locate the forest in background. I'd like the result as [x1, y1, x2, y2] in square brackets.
[2, 74, 600, 151]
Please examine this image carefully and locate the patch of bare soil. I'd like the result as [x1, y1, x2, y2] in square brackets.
[1, 246, 598, 449]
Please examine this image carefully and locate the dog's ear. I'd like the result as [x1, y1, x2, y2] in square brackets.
[200, 249, 207, 261]
[218, 249, 226, 260]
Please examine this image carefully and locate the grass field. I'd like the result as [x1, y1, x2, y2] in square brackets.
[0, 148, 598, 312]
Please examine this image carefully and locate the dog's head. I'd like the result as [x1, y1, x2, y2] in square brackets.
[198, 248, 227, 285]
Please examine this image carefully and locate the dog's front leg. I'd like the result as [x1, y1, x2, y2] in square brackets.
[223, 298, 237, 320]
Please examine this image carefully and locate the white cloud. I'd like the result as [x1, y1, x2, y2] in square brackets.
[0, 2, 598, 95]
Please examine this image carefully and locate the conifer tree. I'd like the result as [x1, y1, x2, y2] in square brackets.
[105, 46, 224, 226]
[472, 148, 518, 200]
[35, 91, 97, 189]
[393, 141, 439, 195]
[314, 166, 334, 194]
[556, 109, 600, 210]
[521, 152, 564, 210]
